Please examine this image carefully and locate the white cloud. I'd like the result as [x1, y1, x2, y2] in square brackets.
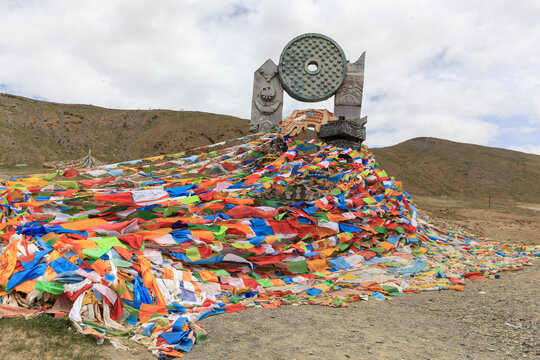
[366, 113, 500, 148]
[0, 0, 539, 150]
[509, 144, 540, 156]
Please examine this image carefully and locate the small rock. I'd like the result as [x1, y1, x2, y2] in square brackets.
[376, 340, 384, 344]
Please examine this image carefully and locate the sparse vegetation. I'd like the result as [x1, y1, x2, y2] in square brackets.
[371, 137, 540, 203]
[0, 93, 249, 168]
[0, 316, 114, 360]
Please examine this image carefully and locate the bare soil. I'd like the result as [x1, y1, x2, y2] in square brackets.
[413, 196, 540, 246]
[188, 265, 539, 360]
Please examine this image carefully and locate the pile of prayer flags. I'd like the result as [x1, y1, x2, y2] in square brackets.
[0, 129, 537, 358]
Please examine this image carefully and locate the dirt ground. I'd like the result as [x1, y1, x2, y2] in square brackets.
[188, 265, 539, 360]
[412, 195, 540, 246]
[0, 198, 538, 360]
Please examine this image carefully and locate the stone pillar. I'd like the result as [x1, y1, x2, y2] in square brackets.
[249, 59, 284, 133]
[334, 52, 365, 121]
[319, 53, 367, 148]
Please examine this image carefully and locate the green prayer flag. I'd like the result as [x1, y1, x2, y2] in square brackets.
[167, 151, 185, 159]
[373, 226, 387, 235]
[185, 247, 201, 261]
[40, 171, 61, 181]
[211, 269, 230, 276]
[370, 246, 386, 254]
[49, 181, 79, 189]
[83, 237, 126, 259]
[256, 278, 273, 288]
[35, 281, 64, 295]
[124, 210, 158, 221]
[274, 212, 287, 221]
[395, 226, 406, 234]
[142, 165, 155, 174]
[83, 247, 110, 259]
[195, 330, 209, 344]
[382, 285, 402, 296]
[179, 195, 200, 204]
[284, 260, 308, 274]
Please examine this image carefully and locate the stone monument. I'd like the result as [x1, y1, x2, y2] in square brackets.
[249, 59, 284, 133]
[249, 33, 367, 148]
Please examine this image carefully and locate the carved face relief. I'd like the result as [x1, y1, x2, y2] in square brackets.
[260, 86, 276, 102]
[251, 59, 283, 131]
[250, 122, 259, 133]
[259, 120, 274, 132]
[336, 76, 363, 105]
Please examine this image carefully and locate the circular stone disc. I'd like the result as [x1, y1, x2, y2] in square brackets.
[278, 33, 346, 102]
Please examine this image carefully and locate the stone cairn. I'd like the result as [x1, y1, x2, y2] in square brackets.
[250, 33, 367, 148]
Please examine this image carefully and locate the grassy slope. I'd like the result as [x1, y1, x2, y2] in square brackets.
[0, 93, 249, 168]
[371, 137, 540, 204]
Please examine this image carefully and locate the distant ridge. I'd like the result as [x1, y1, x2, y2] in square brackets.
[371, 137, 540, 203]
[0, 93, 249, 166]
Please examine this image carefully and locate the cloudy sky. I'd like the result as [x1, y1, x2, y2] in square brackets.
[1, 0, 539, 154]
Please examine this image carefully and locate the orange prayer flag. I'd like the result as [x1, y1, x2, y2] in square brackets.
[14, 279, 37, 294]
[91, 259, 110, 276]
[189, 229, 214, 242]
[181, 270, 193, 282]
[269, 279, 287, 287]
[261, 299, 282, 309]
[306, 259, 328, 273]
[224, 197, 254, 205]
[197, 270, 218, 282]
[379, 241, 394, 252]
[61, 218, 109, 231]
[162, 267, 174, 280]
[0, 240, 19, 287]
[161, 350, 184, 358]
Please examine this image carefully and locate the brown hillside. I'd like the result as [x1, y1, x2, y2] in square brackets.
[371, 137, 540, 203]
[0, 93, 249, 166]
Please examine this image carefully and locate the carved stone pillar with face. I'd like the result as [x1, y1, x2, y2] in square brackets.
[250, 59, 284, 133]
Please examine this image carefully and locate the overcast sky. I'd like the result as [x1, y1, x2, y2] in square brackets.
[1, 0, 539, 154]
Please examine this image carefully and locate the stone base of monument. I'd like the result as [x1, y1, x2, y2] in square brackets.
[318, 117, 367, 149]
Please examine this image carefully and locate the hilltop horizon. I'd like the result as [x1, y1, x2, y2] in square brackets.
[2, 93, 539, 157]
